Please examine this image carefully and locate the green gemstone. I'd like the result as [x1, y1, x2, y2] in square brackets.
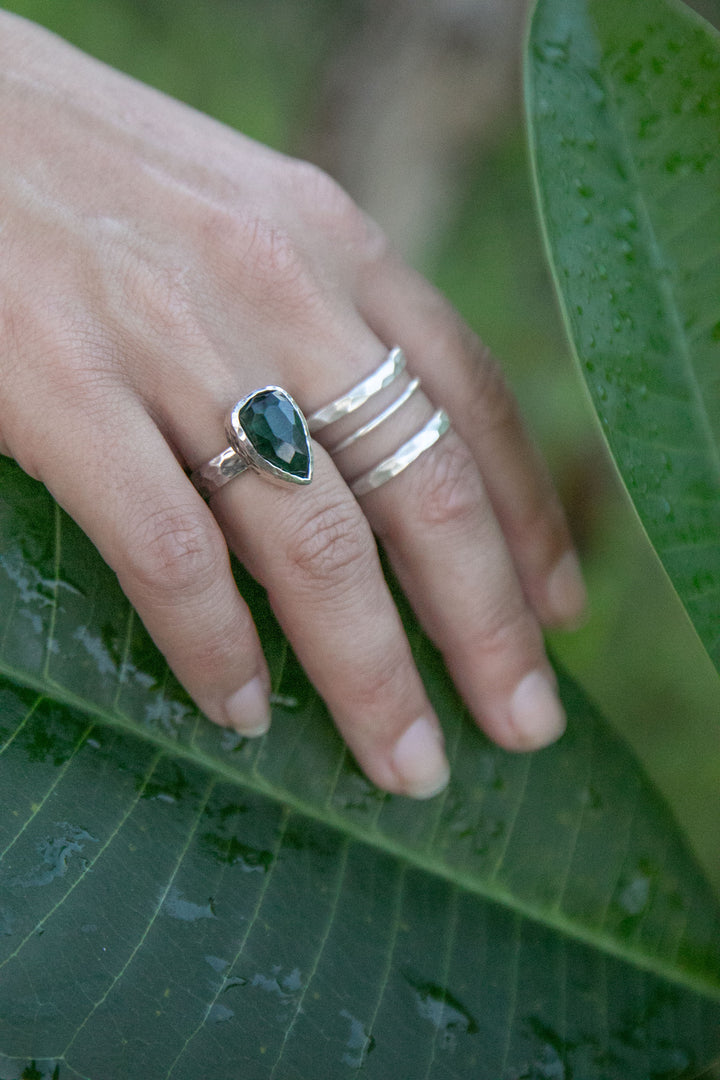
[239, 389, 311, 480]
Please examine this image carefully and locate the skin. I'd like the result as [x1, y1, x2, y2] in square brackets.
[0, 11, 587, 798]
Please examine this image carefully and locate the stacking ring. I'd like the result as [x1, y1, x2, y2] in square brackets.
[307, 346, 406, 432]
[310, 345, 451, 496]
[329, 377, 421, 455]
[190, 347, 450, 501]
[190, 386, 313, 499]
[350, 409, 450, 496]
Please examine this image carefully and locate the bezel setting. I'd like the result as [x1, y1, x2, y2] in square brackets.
[226, 386, 313, 486]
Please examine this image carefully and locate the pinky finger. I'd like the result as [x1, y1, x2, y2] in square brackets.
[357, 255, 587, 630]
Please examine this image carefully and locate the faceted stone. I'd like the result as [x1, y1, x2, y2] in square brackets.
[238, 389, 311, 480]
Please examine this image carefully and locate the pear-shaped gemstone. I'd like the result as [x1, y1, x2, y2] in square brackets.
[238, 389, 311, 481]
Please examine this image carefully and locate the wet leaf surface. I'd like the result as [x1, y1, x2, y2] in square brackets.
[526, 0, 720, 671]
[1, 457, 720, 1076]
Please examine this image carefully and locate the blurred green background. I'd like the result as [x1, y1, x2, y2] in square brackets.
[4, 0, 720, 886]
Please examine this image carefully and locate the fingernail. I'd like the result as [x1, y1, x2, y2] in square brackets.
[224, 676, 271, 737]
[509, 670, 566, 749]
[547, 550, 587, 627]
[391, 716, 450, 799]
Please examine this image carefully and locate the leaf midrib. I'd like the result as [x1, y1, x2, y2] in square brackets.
[591, 0, 720, 484]
[3, 657, 719, 1005]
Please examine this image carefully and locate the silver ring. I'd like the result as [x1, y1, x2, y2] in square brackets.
[190, 386, 313, 499]
[350, 409, 451, 497]
[307, 347, 406, 432]
[329, 377, 421, 455]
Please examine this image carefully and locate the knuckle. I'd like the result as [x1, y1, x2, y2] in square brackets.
[348, 650, 409, 715]
[198, 206, 314, 297]
[358, 214, 391, 265]
[37, 323, 120, 411]
[287, 159, 385, 254]
[415, 303, 485, 364]
[123, 504, 227, 600]
[288, 160, 352, 221]
[468, 346, 521, 432]
[414, 435, 484, 529]
[470, 604, 543, 667]
[183, 615, 250, 682]
[423, 319, 519, 431]
[508, 494, 568, 578]
[226, 213, 306, 291]
[118, 254, 201, 348]
[235, 214, 329, 321]
[287, 497, 371, 589]
[287, 158, 343, 204]
[243, 216, 307, 285]
[0, 299, 120, 473]
[197, 203, 254, 258]
[513, 494, 557, 551]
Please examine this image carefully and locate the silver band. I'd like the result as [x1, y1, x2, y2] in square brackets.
[329, 377, 421, 455]
[350, 409, 451, 497]
[307, 347, 406, 432]
[191, 446, 250, 499]
[190, 385, 313, 499]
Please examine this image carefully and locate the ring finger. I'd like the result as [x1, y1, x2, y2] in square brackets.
[357, 252, 587, 631]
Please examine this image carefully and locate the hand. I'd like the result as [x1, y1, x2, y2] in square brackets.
[0, 11, 586, 798]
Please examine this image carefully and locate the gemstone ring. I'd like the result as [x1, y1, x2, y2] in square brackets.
[190, 386, 313, 499]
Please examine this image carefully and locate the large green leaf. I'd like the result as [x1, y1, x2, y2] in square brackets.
[525, 0, 720, 670]
[1, 460, 720, 1077]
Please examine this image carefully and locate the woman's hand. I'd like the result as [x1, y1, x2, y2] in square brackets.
[0, 11, 586, 798]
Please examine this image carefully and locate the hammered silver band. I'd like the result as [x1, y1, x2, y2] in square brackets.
[350, 408, 451, 496]
[329, 377, 421, 455]
[307, 347, 406, 432]
[191, 446, 250, 500]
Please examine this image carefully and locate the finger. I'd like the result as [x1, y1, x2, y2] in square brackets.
[153, 293, 453, 799]
[209, 448, 451, 799]
[26, 380, 272, 737]
[343, 387, 565, 750]
[356, 254, 587, 629]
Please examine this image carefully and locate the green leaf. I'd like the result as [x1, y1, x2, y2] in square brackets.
[1, 460, 720, 1076]
[525, 0, 720, 671]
